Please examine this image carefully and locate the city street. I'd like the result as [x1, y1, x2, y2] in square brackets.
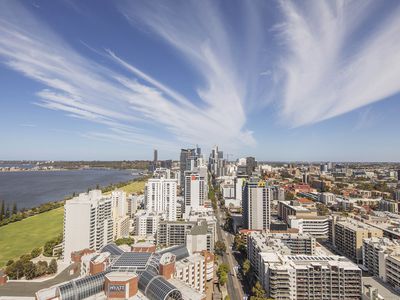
[215, 205, 245, 300]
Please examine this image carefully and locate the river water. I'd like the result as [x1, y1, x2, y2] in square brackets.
[0, 169, 139, 209]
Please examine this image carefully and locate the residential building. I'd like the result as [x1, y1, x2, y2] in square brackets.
[363, 237, 400, 290]
[63, 190, 114, 263]
[287, 215, 330, 237]
[145, 177, 178, 221]
[157, 219, 215, 253]
[133, 211, 160, 236]
[329, 217, 383, 263]
[320, 192, 336, 205]
[180, 148, 201, 188]
[174, 253, 206, 293]
[247, 232, 316, 278]
[242, 180, 271, 230]
[264, 254, 362, 300]
[184, 172, 205, 213]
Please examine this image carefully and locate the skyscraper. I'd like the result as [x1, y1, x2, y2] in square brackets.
[63, 190, 113, 263]
[242, 180, 271, 230]
[180, 148, 201, 188]
[145, 178, 177, 221]
[184, 172, 205, 213]
[153, 149, 158, 162]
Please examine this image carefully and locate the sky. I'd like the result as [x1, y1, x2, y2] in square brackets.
[0, 0, 400, 162]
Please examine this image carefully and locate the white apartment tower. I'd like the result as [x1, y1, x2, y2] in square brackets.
[111, 190, 127, 218]
[184, 172, 205, 213]
[242, 180, 271, 230]
[145, 178, 177, 221]
[63, 190, 113, 263]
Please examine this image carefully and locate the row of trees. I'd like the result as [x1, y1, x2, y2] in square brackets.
[5, 254, 57, 280]
[0, 201, 18, 221]
[0, 200, 63, 227]
[115, 237, 134, 246]
[217, 263, 229, 286]
[43, 235, 63, 257]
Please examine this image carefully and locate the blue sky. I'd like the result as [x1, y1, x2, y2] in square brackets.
[0, 0, 400, 161]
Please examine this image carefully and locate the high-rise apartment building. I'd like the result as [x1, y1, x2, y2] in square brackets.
[184, 172, 205, 213]
[180, 148, 201, 188]
[145, 178, 177, 221]
[363, 237, 400, 290]
[242, 180, 271, 230]
[247, 231, 361, 300]
[329, 217, 383, 263]
[265, 254, 361, 300]
[63, 190, 113, 263]
[111, 190, 127, 218]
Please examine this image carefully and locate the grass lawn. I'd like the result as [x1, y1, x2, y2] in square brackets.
[0, 207, 64, 267]
[105, 179, 146, 195]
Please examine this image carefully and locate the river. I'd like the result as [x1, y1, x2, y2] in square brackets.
[0, 169, 140, 209]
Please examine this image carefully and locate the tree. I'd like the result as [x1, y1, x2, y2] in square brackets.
[47, 259, 58, 274]
[44, 235, 62, 256]
[251, 281, 267, 300]
[23, 261, 36, 280]
[115, 237, 134, 246]
[35, 261, 48, 277]
[242, 259, 251, 276]
[12, 203, 18, 215]
[6, 259, 14, 266]
[0, 200, 4, 221]
[215, 241, 226, 256]
[285, 192, 295, 200]
[217, 263, 229, 286]
[31, 247, 42, 258]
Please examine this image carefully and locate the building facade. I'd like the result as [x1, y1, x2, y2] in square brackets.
[242, 180, 271, 230]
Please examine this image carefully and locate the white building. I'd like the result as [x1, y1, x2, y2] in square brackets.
[184, 172, 205, 213]
[133, 211, 160, 236]
[63, 190, 113, 263]
[145, 178, 178, 221]
[111, 190, 127, 218]
[242, 180, 271, 230]
[320, 192, 336, 205]
[263, 254, 362, 300]
[363, 237, 400, 290]
[174, 253, 206, 294]
[287, 216, 330, 237]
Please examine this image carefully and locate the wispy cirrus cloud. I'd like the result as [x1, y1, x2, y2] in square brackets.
[276, 0, 400, 127]
[0, 0, 263, 151]
[1, 0, 400, 154]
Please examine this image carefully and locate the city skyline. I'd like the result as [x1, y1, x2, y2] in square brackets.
[1, 0, 400, 161]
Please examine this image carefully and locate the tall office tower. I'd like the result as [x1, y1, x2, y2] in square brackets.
[184, 172, 205, 213]
[245, 157, 257, 175]
[208, 145, 226, 177]
[153, 149, 158, 162]
[180, 148, 201, 188]
[111, 190, 127, 218]
[302, 172, 309, 184]
[242, 180, 271, 230]
[145, 178, 177, 221]
[397, 169, 400, 181]
[63, 190, 113, 263]
[320, 163, 328, 173]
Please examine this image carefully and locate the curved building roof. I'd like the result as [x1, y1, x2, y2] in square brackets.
[158, 245, 189, 261]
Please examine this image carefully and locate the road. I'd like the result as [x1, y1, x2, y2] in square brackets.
[215, 205, 245, 300]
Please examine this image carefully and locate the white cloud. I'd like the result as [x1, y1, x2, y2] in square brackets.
[276, 0, 400, 127]
[0, 0, 262, 152]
